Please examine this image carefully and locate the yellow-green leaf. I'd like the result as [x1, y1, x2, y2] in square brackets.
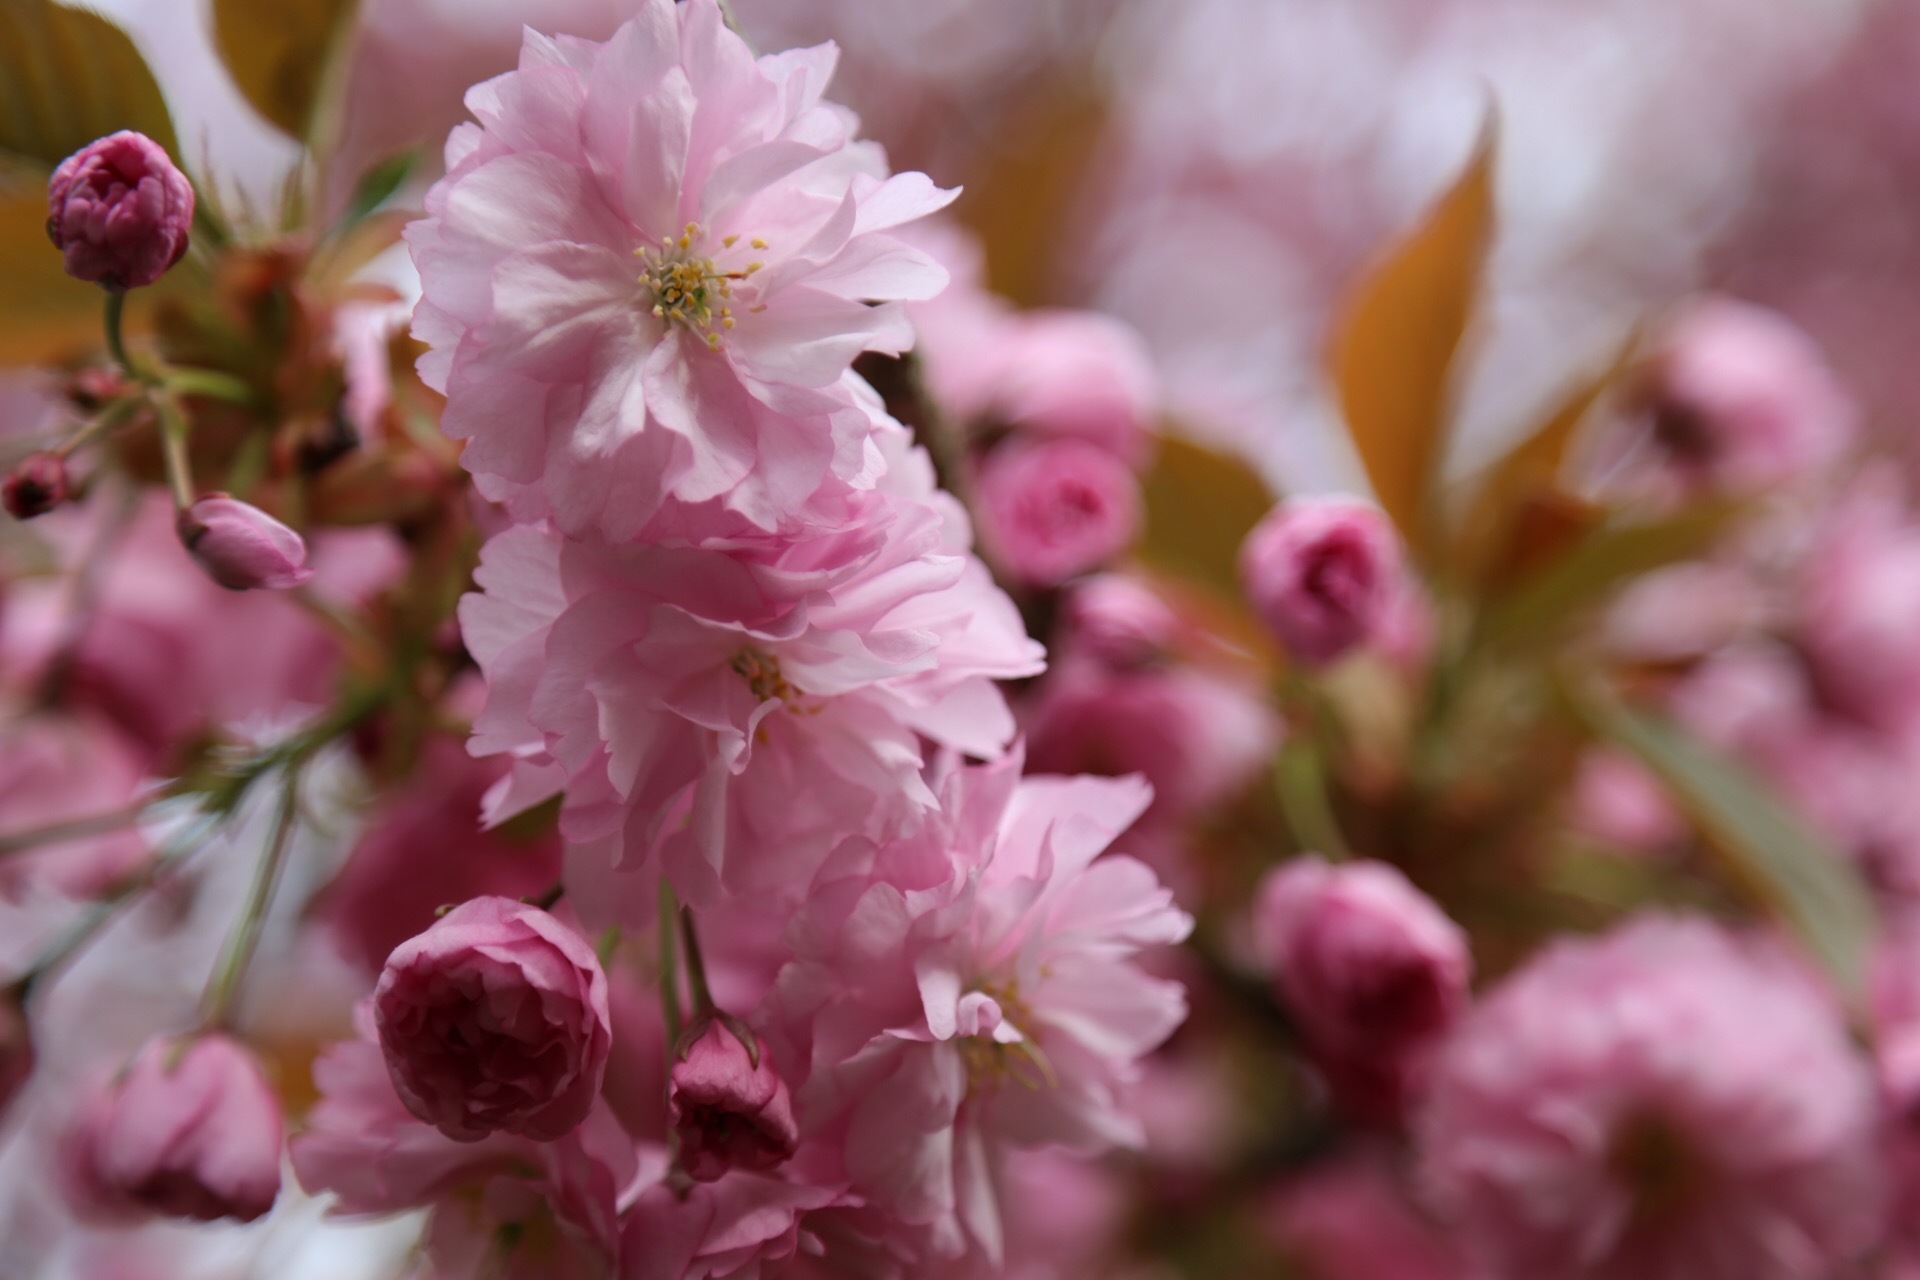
[1572, 683, 1874, 1003]
[1476, 501, 1744, 652]
[212, 0, 358, 140]
[1329, 112, 1497, 553]
[1138, 431, 1275, 598]
[0, 179, 103, 363]
[0, 0, 179, 164]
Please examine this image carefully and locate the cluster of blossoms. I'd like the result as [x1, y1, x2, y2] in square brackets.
[285, 3, 1189, 1274]
[14, 2, 1920, 1279]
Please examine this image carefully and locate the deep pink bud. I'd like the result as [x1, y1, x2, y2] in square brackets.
[45, 131, 194, 291]
[176, 494, 314, 591]
[3, 452, 70, 519]
[60, 1033, 283, 1223]
[373, 895, 611, 1143]
[978, 438, 1142, 586]
[669, 1018, 798, 1182]
[1253, 856, 1470, 1064]
[1239, 496, 1402, 667]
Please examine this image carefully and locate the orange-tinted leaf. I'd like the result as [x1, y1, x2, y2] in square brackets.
[212, 0, 358, 140]
[0, 0, 180, 165]
[1137, 431, 1275, 599]
[1329, 112, 1497, 554]
[1454, 330, 1639, 586]
[954, 80, 1106, 308]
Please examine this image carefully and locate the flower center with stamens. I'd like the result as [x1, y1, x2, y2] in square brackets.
[731, 649, 801, 707]
[637, 222, 767, 350]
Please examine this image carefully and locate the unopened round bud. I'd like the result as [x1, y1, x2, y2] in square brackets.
[3, 453, 71, 520]
[46, 131, 195, 291]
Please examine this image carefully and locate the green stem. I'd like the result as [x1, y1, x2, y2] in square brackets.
[102, 291, 135, 378]
[56, 395, 144, 460]
[680, 905, 714, 1015]
[0, 801, 154, 859]
[658, 883, 683, 1050]
[200, 775, 301, 1029]
[20, 811, 222, 998]
[154, 395, 196, 511]
[165, 368, 258, 406]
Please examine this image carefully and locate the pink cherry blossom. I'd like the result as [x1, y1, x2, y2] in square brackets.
[670, 1018, 800, 1183]
[1254, 857, 1470, 1058]
[459, 436, 1042, 906]
[1418, 915, 1883, 1280]
[977, 439, 1143, 587]
[60, 1033, 283, 1224]
[45, 131, 194, 291]
[294, 1009, 634, 1280]
[1240, 495, 1403, 668]
[770, 754, 1191, 1266]
[1638, 296, 1856, 495]
[408, 0, 957, 539]
[176, 494, 315, 591]
[374, 896, 612, 1142]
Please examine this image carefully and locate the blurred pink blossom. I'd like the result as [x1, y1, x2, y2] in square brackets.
[978, 439, 1142, 586]
[1420, 915, 1882, 1280]
[1240, 496, 1403, 668]
[59, 1033, 283, 1224]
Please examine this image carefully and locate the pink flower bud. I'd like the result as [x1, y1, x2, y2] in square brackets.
[45, 131, 194, 291]
[3, 452, 70, 519]
[1239, 496, 1402, 667]
[176, 494, 315, 591]
[373, 895, 611, 1143]
[1253, 856, 1470, 1064]
[1640, 296, 1856, 494]
[978, 439, 1142, 587]
[61, 1033, 283, 1223]
[669, 1018, 798, 1182]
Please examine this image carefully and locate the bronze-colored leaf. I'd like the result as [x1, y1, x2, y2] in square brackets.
[954, 78, 1106, 308]
[212, 0, 358, 140]
[0, 0, 179, 164]
[1328, 110, 1497, 554]
[1137, 431, 1275, 599]
[1453, 330, 1639, 587]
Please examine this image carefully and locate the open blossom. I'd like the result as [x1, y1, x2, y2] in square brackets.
[977, 439, 1143, 587]
[408, 0, 957, 538]
[45, 131, 194, 291]
[771, 754, 1192, 1266]
[1419, 916, 1883, 1280]
[374, 896, 612, 1142]
[294, 1007, 634, 1280]
[60, 1034, 283, 1224]
[1240, 495, 1403, 668]
[461, 434, 1042, 906]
